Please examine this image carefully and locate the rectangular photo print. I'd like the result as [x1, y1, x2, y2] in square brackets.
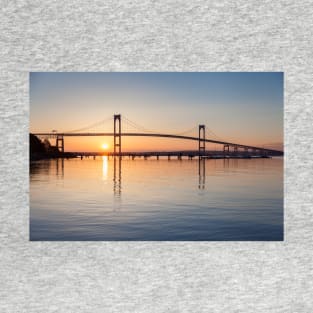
[30, 72, 284, 241]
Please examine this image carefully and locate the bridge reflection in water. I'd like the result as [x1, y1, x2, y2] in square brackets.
[52, 156, 208, 196]
[198, 158, 205, 190]
[113, 156, 122, 197]
[56, 158, 64, 178]
[110, 156, 206, 197]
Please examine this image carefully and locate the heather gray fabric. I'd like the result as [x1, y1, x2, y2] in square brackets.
[1, 1, 312, 312]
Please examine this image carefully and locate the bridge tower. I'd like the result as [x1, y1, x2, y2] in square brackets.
[198, 125, 206, 157]
[56, 135, 64, 153]
[114, 114, 121, 155]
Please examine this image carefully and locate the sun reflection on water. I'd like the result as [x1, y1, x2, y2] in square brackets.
[102, 156, 108, 180]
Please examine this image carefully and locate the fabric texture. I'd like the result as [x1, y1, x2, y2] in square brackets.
[1, 1, 312, 312]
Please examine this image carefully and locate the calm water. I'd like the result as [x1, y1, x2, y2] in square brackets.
[30, 157, 283, 241]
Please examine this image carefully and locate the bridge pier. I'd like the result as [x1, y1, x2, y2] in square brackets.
[223, 144, 229, 157]
[56, 135, 64, 154]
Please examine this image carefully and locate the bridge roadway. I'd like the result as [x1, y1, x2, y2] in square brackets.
[33, 132, 283, 155]
[73, 151, 277, 160]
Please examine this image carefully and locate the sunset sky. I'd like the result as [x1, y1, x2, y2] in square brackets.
[30, 72, 283, 152]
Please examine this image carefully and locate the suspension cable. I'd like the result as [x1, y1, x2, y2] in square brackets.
[65, 116, 113, 133]
[206, 127, 224, 141]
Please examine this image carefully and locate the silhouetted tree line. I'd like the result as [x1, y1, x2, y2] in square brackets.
[30, 134, 74, 160]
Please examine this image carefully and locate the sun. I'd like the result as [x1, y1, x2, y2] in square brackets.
[101, 143, 109, 150]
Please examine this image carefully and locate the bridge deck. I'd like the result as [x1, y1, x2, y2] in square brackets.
[33, 132, 283, 154]
[71, 150, 278, 158]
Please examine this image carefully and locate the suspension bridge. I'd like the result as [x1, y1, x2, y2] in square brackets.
[33, 114, 283, 159]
